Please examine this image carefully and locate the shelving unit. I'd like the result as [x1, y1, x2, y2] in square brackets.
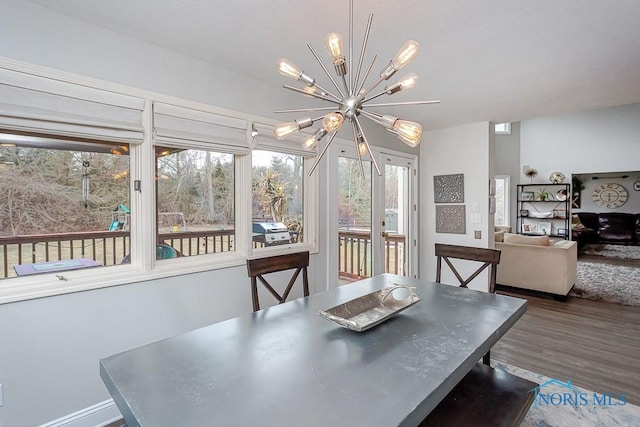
[517, 183, 570, 240]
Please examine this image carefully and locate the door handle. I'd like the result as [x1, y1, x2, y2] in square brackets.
[381, 231, 388, 237]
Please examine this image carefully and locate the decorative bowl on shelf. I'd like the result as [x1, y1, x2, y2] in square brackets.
[549, 171, 565, 183]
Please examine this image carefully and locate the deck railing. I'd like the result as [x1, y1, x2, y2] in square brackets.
[0, 229, 235, 279]
[338, 229, 406, 280]
[0, 229, 405, 279]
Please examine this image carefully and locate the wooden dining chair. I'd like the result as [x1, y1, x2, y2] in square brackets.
[423, 244, 536, 426]
[435, 243, 501, 365]
[246, 251, 310, 312]
[435, 243, 501, 293]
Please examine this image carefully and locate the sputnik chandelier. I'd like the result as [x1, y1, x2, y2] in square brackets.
[273, 0, 439, 176]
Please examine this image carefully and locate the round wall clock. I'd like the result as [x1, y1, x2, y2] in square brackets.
[591, 183, 628, 208]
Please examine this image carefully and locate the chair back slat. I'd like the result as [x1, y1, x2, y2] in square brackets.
[434, 243, 501, 293]
[247, 252, 309, 277]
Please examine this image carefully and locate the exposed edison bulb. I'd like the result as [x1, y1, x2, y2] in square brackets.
[276, 58, 302, 80]
[391, 40, 420, 71]
[392, 120, 422, 147]
[302, 129, 327, 150]
[357, 141, 369, 156]
[325, 33, 345, 63]
[322, 112, 344, 132]
[399, 73, 418, 90]
[302, 135, 319, 150]
[273, 121, 300, 140]
[303, 86, 318, 96]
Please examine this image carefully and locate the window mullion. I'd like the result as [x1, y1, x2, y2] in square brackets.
[133, 99, 156, 270]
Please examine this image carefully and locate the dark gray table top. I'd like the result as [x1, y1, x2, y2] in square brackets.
[100, 274, 527, 427]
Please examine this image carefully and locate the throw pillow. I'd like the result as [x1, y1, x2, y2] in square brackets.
[503, 233, 551, 246]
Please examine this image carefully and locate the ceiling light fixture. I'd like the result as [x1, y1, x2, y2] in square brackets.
[273, 0, 439, 176]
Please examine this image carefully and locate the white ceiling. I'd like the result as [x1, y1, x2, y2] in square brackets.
[20, 0, 640, 130]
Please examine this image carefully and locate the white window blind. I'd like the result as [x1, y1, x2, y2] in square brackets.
[252, 123, 318, 157]
[153, 102, 249, 154]
[0, 67, 144, 143]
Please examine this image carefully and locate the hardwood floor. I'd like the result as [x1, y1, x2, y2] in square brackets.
[493, 290, 640, 406]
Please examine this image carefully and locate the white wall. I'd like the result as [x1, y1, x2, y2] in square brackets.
[419, 122, 494, 290]
[520, 103, 640, 186]
[0, 3, 337, 426]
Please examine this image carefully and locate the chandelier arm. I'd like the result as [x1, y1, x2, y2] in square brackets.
[351, 121, 366, 177]
[353, 115, 381, 176]
[349, 0, 354, 95]
[275, 106, 341, 114]
[307, 44, 346, 99]
[312, 83, 342, 102]
[359, 72, 389, 99]
[282, 84, 342, 105]
[340, 75, 350, 97]
[361, 89, 389, 104]
[307, 131, 338, 176]
[364, 100, 442, 108]
[358, 109, 384, 125]
[356, 54, 377, 96]
[354, 14, 374, 94]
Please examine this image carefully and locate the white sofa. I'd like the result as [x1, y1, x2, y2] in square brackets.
[495, 233, 578, 297]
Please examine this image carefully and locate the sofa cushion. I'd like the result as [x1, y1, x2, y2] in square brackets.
[577, 212, 599, 231]
[598, 213, 635, 242]
[503, 233, 551, 246]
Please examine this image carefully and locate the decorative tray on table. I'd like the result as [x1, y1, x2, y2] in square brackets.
[318, 285, 421, 332]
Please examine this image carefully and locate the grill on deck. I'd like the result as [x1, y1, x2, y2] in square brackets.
[252, 222, 291, 246]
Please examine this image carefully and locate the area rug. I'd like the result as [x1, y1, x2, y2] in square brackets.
[494, 361, 640, 427]
[569, 261, 640, 307]
[582, 243, 640, 260]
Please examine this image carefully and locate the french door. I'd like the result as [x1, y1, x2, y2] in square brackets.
[329, 142, 417, 286]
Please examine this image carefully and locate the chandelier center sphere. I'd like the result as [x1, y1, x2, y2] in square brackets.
[343, 96, 362, 120]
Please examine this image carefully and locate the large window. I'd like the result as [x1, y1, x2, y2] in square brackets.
[0, 135, 131, 279]
[252, 150, 304, 246]
[0, 63, 318, 303]
[155, 146, 235, 258]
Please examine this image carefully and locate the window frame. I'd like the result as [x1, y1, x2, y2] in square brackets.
[494, 123, 511, 135]
[0, 59, 319, 304]
[246, 149, 319, 258]
[494, 175, 511, 227]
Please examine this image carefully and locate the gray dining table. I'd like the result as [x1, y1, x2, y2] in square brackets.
[100, 273, 527, 426]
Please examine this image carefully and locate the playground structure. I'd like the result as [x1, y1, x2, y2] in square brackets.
[109, 204, 130, 231]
